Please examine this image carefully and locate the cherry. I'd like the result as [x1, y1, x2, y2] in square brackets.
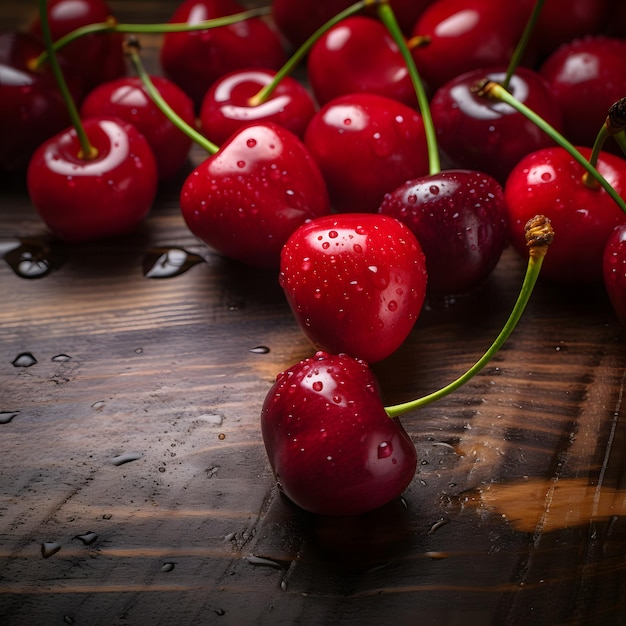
[26, 116, 158, 242]
[179, 122, 330, 269]
[29, 0, 126, 94]
[539, 36, 626, 151]
[199, 68, 316, 145]
[528, 0, 611, 57]
[378, 169, 508, 296]
[80, 75, 196, 181]
[271, 0, 433, 50]
[0, 32, 75, 172]
[303, 92, 430, 214]
[505, 146, 626, 284]
[410, 0, 536, 91]
[603, 223, 626, 325]
[261, 351, 417, 517]
[430, 67, 563, 184]
[160, 0, 286, 111]
[279, 213, 428, 363]
[306, 15, 417, 108]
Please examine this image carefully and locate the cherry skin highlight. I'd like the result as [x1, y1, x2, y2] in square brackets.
[199, 68, 316, 145]
[180, 122, 330, 269]
[505, 146, 626, 284]
[26, 116, 158, 243]
[261, 351, 418, 517]
[279, 213, 428, 363]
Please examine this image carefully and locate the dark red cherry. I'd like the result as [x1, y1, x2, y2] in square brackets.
[505, 146, 626, 284]
[430, 67, 563, 184]
[304, 92, 429, 214]
[29, 0, 126, 94]
[80, 75, 196, 180]
[0, 32, 76, 172]
[26, 116, 158, 242]
[180, 122, 330, 269]
[279, 213, 428, 363]
[306, 16, 417, 108]
[261, 351, 417, 517]
[410, 0, 535, 91]
[539, 36, 626, 151]
[160, 0, 286, 111]
[379, 169, 508, 295]
[199, 68, 316, 145]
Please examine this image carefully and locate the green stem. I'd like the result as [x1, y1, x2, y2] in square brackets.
[614, 131, 626, 159]
[587, 123, 610, 170]
[386, 215, 554, 418]
[37, 0, 96, 159]
[32, 7, 271, 70]
[376, 0, 440, 176]
[249, 0, 374, 106]
[477, 80, 626, 215]
[502, 0, 545, 90]
[126, 40, 219, 155]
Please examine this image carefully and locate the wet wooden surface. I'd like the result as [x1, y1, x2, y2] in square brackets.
[2, 2, 626, 625]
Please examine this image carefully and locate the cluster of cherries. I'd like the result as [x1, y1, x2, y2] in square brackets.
[4, 0, 626, 517]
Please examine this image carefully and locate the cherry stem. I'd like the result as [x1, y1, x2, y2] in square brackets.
[476, 80, 626, 214]
[37, 0, 96, 160]
[502, 0, 545, 91]
[385, 215, 554, 418]
[31, 7, 271, 70]
[125, 39, 220, 155]
[248, 0, 375, 107]
[589, 97, 626, 167]
[376, 0, 440, 176]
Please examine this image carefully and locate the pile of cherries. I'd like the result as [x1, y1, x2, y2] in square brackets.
[4, 0, 626, 516]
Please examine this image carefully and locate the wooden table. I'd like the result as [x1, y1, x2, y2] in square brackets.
[2, 2, 626, 624]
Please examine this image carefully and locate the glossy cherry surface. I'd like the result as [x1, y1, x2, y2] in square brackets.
[410, 0, 535, 91]
[29, 0, 126, 93]
[280, 213, 428, 363]
[505, 146, 626, 284]
[539, 36, 626, 150]
[261, 351, 418, 517]
[304, 92, 429, 214]
[379, 169, 508, 295]
[27, 116, 158, 242]
[180, 122, 330, 269]
[80, 75, 196, 180]
[430, 67, 563, 184]
[307, 16, 417, 108]
[160, 0, 286, 111]
[199, 68, 316, 145]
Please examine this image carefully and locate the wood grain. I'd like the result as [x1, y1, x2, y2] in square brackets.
[1, 2, 626, 624]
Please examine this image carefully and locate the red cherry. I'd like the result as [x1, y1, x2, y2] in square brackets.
[26, 117, 158, 242]
[410, 0, 536, 91]
[29, 0, 126, 93]
[505, 146, 626, 284]
[430, 67, 563, 184]
[0, 32, 74, 172]
[379, 169, 508, 295]
[539, 36, 626, 151]
[160, 0, 286, 111]
[280, 213, 428, 363]
[528, 0, 611, 57]
[603, 223, 626, 325]
[306, 16, 417, 108]
[304, 93, 429, 214]
[80, 75, 196, 180]
[180, 122, 330, 269]
[261, 351, 417, 517]
[199, 68, 316, 145]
